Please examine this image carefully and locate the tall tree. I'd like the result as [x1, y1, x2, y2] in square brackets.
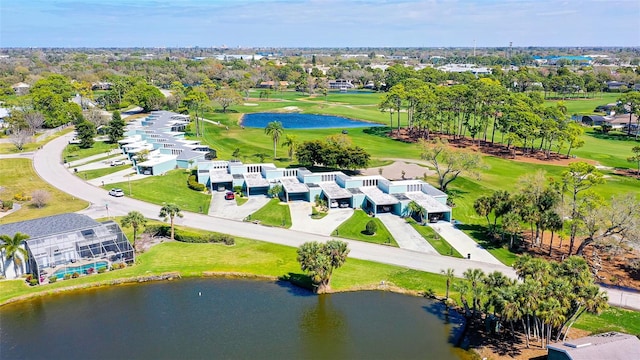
[617, 92, 640, 137]
[441, 268, 455, 301]
[419, 138, 484, 192]
[159, 203, 183, 241]
[121, 211, 147, 250]
[76, 120, 96, 149]
[107, 110, 126, 143]
[264, 121, 284, 159]
[281, 134, 298, 160]
[296, 240, 349, 293]
[0, 232, 29, 277]
[561, 162, 604, 254]
[628, 146, 640, 175]
[211, 88, 242, 113]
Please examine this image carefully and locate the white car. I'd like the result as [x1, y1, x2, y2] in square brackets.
[110, 160, 126, 166]
[108, 188, 124, 197]
[330, 200, 339, 208]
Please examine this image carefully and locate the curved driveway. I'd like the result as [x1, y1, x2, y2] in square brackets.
[30, 134, 640, 311]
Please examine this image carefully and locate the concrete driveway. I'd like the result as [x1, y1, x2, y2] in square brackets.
[289, 202, 353, 236]
[428, 221, 502, 265]
[376, 214, 438, 254]
[208, 192, 270, 220]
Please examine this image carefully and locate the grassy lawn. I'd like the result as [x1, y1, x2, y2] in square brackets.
[235, 195, 249, 206]
[572, 129, 640, 168]
[249, 198, 292, 228]
[75, 164, 133, 180]
[545, 93, 619, 114]
[574, 306, 640, 335]
[62, 141, 118, 162]
[0, 159, 89, 223]
[406, 218, 463, 258]
[0, 128, 75, 154]
[334, 209, 397, 246]
[106, 169, 211, 214]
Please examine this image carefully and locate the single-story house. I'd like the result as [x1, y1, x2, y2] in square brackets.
[11, 82, 30, 96]
[0, 213, 134, 284]
[328, 79, 355, 90]
[547, 332, 640, 360]
[258, 81, 290, 89]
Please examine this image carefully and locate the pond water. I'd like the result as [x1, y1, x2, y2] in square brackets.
[242, 113, 384, 129]
[0, 279, 467, 360]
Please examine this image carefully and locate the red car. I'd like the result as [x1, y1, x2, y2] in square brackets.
[225, 191, 235, 200]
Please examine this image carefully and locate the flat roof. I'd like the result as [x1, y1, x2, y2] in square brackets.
[244, 172, 270, 188]
[547, 332, 640, 360]
[406, 192, 451, 213]
[280, 177, 308, 193]
[137, 153, 177, 167]
[320, 182, 352, 199]
[209, 169, 233, 183]
[360, 186, 399, 206]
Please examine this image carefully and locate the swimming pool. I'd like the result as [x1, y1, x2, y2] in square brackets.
[242, 113, 384, 129]
[52, 261, 109, 279]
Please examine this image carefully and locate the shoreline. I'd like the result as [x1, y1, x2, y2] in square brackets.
[0, 270, 432, 307]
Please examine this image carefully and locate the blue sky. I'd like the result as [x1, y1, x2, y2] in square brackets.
[1, 0, 638, 48]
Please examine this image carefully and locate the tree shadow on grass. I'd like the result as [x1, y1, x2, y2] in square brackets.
[456, 224, 508, 251]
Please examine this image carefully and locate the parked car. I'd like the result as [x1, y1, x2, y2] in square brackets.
[339, 202, 349, 208]
[108, 188, 124, 197]
[110, 160, 126, 166]
[225, 191, 235, 200]
[330, 200, 338, 208]
[143, 170, 151, 175]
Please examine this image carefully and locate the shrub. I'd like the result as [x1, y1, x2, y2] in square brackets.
[97, 267, 106, 274]
[13, 192, 32, 202]
[25, 274, 32, 282]
[111, 262, 126, 270]
[233, 186, 242, 194]
[31, 189, 51, 208]
[49, 276, 58, 283]
[63, 273, 71, 280]
[187, 174, 205, 191]
[29, 278, 39, 286]
[71, 272, 80, 278]
[144, 224, 172, 238]
[365, 220, 378, 235]
[2, 200, 13, 209]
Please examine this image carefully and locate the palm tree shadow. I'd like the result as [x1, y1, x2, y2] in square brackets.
[422, 302, 466, 346]
[456, 224, 509, 251]
[277, 272, 316, 296]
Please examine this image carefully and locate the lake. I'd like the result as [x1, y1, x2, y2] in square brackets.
[0, 279, 466, 359]
[242, 113, 384, 129]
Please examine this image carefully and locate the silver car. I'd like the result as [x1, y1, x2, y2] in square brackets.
[108, 188, 124, 197]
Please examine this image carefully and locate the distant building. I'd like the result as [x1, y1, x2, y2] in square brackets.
[437, 64, 491, 75]
[328, 79, 355, 90]
[258, 81, 289, 89]
[11, 82, 30, 96]
[547, 332, 640, 360]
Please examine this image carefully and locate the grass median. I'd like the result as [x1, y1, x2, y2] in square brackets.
[249, 198, 292, 228]
[406, 218, 463, 258]
[334, 209, 397, 246]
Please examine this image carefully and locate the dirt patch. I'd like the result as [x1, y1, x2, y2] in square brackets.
[360, 161, 435, 180]
[388, 129, 597, 166]
[519, 232, 640, 291]
[614, 168, 640, 180]
[135, 233, 173, 253]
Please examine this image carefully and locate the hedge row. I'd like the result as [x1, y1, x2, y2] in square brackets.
[144, 225, 235, 245]
[187, 175, 205, 192]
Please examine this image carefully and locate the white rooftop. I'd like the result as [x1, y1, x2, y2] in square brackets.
[360, 186, 399, 206]
[406, 192, 451, 213]
[209, 169, 233, 183]
[244, 173, 270, 188]
[319, 182, 352, 199]
[279, 177, 308, 193]
[137, 153, 177, 167]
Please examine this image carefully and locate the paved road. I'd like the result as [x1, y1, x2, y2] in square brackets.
[28, 133, 640, 311]
[289, 202, 353, 236]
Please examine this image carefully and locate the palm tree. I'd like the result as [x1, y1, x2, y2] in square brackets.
[407, 201, 427, 224]
[264, 121, 284, 159]
[121, 211, 147, 250]
[281, 134, 298, 160]
[463, 268, 486, 316]
[0, 232, 30, 277]
[159, 203, 183, 241]
[441, 268, 455, 300]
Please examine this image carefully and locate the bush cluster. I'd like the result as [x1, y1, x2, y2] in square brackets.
[111, 262, 127, 270]
[187, 174, 205, 191]
[1, 200, 13, 210]
[144, 225, 235, 245]
[13, 192, 32, 201]
[49, 276, 58, 283]
[365, 220, 378, 235]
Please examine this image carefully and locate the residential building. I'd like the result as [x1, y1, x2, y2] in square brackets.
[547, 332, 640, 360]
[11, 82, 30, 96]
[197, 160, 452, 221]
[0, 213, 134, 284]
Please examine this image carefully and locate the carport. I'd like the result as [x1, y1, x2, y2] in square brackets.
[360, 187, 399, 215]
[209, 169, 233, 192]
[244, 173, 270, 196]
[280, 177, 309, 202]
[319, 182, 352, 208]
[405, 192, 452, 222]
